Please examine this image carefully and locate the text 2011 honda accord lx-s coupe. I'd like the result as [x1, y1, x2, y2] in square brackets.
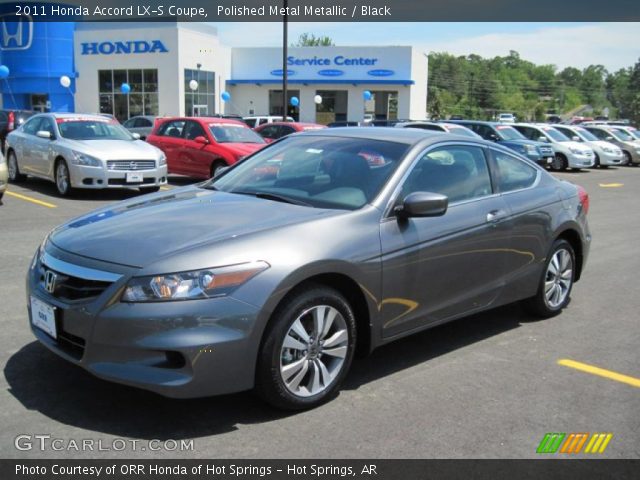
[27, 128, 591, 409]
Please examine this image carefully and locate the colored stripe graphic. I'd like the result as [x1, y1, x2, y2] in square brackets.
[537, 433, 565, 453]
[585, 433, 613, 454]
[560, 433, 589, 453]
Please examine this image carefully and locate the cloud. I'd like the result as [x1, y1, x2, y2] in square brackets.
[420, 23, 640, 71]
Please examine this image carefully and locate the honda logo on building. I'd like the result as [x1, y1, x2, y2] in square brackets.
[0, 15, 33, 51]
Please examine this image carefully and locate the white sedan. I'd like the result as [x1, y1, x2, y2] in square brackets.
[6, 113, 167, 196]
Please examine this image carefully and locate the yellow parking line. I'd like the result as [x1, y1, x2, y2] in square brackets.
[558, 359, 640, 388]
[160, 186, 172, 191]
[5, 191, 57, 208]
[599, 183, 624, 188]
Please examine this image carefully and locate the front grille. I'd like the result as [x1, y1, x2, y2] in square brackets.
[39, 266, 112, 302]
[107, 160, 156, 171]
[56, 328, 86, 360]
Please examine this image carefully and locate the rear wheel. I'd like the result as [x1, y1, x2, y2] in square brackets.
[523, 239, 575, 318]
[256, 285, 356, 410]
[55, 159, 73, 196]
[210, 160, 227, 178]
[7, 151, 26, 182]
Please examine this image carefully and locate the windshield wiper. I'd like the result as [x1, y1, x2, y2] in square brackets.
[232, 190, 311, 207]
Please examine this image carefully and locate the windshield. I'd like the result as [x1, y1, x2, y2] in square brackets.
[209, 124, 265, 144]
[573, 127, 599, 142]
[610, 128, 634, 141]
[58, 119, 133, 140]
[495, 125, 525, 141]
[209, 135, 409, 210]
[541, 127, 571, 142]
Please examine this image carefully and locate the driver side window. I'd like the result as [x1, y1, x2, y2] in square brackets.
[400, 145, 493, 204]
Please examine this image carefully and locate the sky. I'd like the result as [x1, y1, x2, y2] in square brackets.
[214, 22, 640, 72]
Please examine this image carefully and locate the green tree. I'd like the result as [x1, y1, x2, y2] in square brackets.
[292, 33, 334, 47]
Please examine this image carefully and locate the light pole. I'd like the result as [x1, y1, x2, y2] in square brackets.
[282, 0, 288, 121]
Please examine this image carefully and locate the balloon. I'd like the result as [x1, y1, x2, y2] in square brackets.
[290, 96, 299, 107]
[0, 65, 9, 79]
[120, 83, 131, 94]
[221, 91, 231, 102]
[314, 95, 322, 105]
[363, 90, 372, 101]
[60, 75, 71, 88]
[189, 79, 199, 91]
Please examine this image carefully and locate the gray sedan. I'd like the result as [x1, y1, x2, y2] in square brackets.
[26, 129, 591, 409]
[122, 115, 157, 140]
[6, 113, 167, 196]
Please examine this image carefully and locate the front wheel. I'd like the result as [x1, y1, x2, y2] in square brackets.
[551, 153, 567, 171]
[55, 159, 73, 196]
[256, 285, 356, 410]
[210, 160, 227, 178]
[623, 151, 634, 166]
[522, 239, 575, 318]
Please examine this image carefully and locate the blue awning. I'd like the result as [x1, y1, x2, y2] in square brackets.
[227, 79, 415, 86]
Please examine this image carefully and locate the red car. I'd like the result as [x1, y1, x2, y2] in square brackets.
[254, 121, 326, 143]
[147, 117, 266, 178]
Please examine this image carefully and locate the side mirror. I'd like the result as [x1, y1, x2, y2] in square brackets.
[213, 166, 229, 178]
[572, 136, 581, 142]
[36, 130, 52, 139]
[605, 136, 614, 141]
[538, 136, 548, 143]
[488, 133, 499, 142]
[395, 192, 448, 219]
[132, 133, 141, 140]
[194, 135, 209, 145]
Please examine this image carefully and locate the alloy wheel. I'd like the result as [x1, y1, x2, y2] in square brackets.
[279, 305, 349, 398]
[544, 248, 573, 309]
[56, 162, 70, 195]
[8, 154, 17, 180]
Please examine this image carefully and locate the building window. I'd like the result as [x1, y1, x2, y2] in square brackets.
[184, 69, 215, 116]
[98, 69, 159, 121]
[315, 90, 348, 124]
[268, 89, 300, 121]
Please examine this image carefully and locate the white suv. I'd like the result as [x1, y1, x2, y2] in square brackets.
[497, 113, 516, 123]
[243, 116, 294, 128]
[512, 123, 595, 170]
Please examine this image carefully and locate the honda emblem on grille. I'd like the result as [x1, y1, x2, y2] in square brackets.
[44, 270, 58, 293]
[129, 161, 138, 170]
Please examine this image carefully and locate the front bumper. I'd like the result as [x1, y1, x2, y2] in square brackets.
[566, 152, 595, 169]
[26, 248, 261, 398]
[596, 149, 624, 166]
[0, 161, 7, 194]
[68, 163, 168, 190]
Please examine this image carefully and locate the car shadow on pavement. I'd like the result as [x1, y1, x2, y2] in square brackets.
[4, 303, 528, 440]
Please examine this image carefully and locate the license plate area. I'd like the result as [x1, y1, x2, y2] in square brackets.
[30, 296, 57, 339]
[126, 172, 143, 183]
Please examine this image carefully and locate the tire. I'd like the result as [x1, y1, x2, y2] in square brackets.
[210, 160, 227, 178]
[255, 285, 357, 410]
[551, 153, 567, 171]
[54, 159, 73, 196]
[593, 154, 600, 168]
[7, 150, 26, 182]
[522, 239, 575, 318]
[623, 151, 634, 166]
[139, 186, 160, 194]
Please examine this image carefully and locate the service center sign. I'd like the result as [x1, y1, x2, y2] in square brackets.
[231, 46, 413, 82]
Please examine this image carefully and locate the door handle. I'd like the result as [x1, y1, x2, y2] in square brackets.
[486, 210, 506, 223]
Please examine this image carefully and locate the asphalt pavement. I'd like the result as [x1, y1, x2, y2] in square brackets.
[0, 168, 638, 459]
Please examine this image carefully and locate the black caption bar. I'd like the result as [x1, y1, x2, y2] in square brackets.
[2, 460, 639, 480]
[1, 0, 640, 22]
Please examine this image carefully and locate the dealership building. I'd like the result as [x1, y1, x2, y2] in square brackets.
[0, 20, 428, 123]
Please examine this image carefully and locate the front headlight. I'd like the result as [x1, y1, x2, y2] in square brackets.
[158, 152, 167, 166]
[71, 150, 102, 167]
[602, 147, 614, 154]
[524, 144, 538, 154]
[121, 261, 269, 302]
[569, 148, 585, 155]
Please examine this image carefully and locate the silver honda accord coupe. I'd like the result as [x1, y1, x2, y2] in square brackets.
[26, 128, 591, 409]
[6, 113, 167, 196]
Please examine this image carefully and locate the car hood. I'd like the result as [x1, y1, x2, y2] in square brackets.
[49, 186, 339, 268]
[61, 139, 161, 160]
[560, 140, 592, 153]
[215, 142, 265, 157]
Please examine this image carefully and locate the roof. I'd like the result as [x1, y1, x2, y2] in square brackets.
[298, 126, 480, 146]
